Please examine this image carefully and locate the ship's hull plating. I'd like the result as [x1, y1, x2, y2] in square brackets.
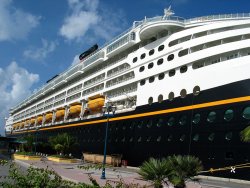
[10, 79, 250, 180]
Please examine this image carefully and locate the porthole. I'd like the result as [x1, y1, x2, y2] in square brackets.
[157, 136, 162, 142]
[180, 134, 186, 142]
[140, 80, 145, 86]
[122, 137, 126, 142]
[180, 66, 188, 73]
[168, 117, 175, 126]
[147, 120, 153, 128]
[224, 109, 234, 121]
[158, 73, 165, 80]
[169, 69, 175, 77]
[207, 111, 216, 123]
[158, 45, 165, 51]
[179, 115, 187, 125]
[167, 135, 173, 142]
[137, 136, 142, 142]
[148, 97, 153, 105]
[193, 134, 199, 142]
[225, 132, 233, 141]
[148, 62, 154, 69]
[139, 66, 145, 72]
[192, 113, 201, 125]
[157, 58, 164, 65]
[157, 118, 163, 127]
[149, 76, 155, 83]
[129, 137, 133, 142]
[167, 54, 174, 61]
[158, 94, 163, 103]
[208, 133, 215, 142]
[168, 92, 174, 101]
[146, 136, 151, 142]
[242, 106, 250, 119]
[180, 89, 187, 98]
[133, 57, 137, 63]
[140, 53, 146, 59]
[149, 49, 155, 56]
[193, 86, 200, 95]
[122, 126, 126, 130]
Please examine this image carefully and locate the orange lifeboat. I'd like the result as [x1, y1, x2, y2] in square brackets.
[69, 105, 81, 115]
[88, 98, 105, 112]
[45, 113, 53, 123]
[30, 118, 36, 125]
[56, 109, 65, 119]
[36, 116, 43, 124]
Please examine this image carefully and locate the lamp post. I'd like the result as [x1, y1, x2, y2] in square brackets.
[34, 126, 39, 154]
[100, 104, 116, 179]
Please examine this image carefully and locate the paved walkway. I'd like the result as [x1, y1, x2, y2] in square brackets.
[13, 158, 202, 188]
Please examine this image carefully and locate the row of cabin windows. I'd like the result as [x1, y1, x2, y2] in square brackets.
[147, 86, 201, 104]
[133, 44, 166, 63]
[140, 65, 188, 86]
[80, 132, 234, 143]
[168, 24, 250, 47]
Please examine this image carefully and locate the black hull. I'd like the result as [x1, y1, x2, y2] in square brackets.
[9, 79, 250, 180]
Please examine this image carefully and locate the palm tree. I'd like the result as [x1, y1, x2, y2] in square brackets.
[241, 126, 250, 142]
[49, 133, 77, 155]
[138, 158, 171, 188]
[167, 155, 203, 188]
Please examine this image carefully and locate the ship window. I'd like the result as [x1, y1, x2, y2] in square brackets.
[137, 136, 142, 142]
[207, 111, 216, 123]
[168, 117, 175, 126]
[180, 89, 187, 98]
[138, 121, 143, 128]
[168, 92, 174, 101]
[148, 97, 153, 105]
[122, 137, 126, 142]
[224, 109, 234, 121]
[140, 53, 146, 59]
[167, 54, 174, 61]
[242, 106, 250, 119]
[169, 69, 175, 77]
[158, 94, 163, 103]
[178, 49, 188, 57]
[180, 134, 186, 142]
[192, 113, 201, 125]
[158, 45, 165, 51]
[193, 86, 201, 95]
[208, 133, 215, 142]
[146, 136, 151, 142]
[149, 49, 155, 56]
[157, 118, 164, 127]
[180, 66, 188, 73]
[140, 80, 146, 86]
[129, 137, 133, 142]
[147, 120, 153, 128]
[157, 136, 162, 142]
[179, 115, 187, 125]
[225, 132, 233, 141]
[167, 135, 173, 142]
[149, 76, 155, 83]
[139, 66, 145, 72]
[193, 134, 200, 142]
[158, 73, 165, 80]
[148, 62, 154, 69]
[157, 58, 164, 65]
[133, 57, 137, 63]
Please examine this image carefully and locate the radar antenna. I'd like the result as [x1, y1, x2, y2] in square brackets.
[163, 6, 175, 19]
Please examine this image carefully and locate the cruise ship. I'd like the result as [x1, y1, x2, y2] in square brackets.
[5, 8, 250, 180]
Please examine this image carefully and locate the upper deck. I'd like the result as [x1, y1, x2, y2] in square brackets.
[10, 12, 250, 114]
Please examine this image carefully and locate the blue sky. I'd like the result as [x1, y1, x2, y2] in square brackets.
[0, 0, 250, 135]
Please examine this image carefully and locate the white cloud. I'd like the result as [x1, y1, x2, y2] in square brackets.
[0, 0, 40, 41]
[0, 62, 39, 135]
[71, 55, 80, 66]
[23, 39, 58, 60]
[59, 0, 126, 42]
